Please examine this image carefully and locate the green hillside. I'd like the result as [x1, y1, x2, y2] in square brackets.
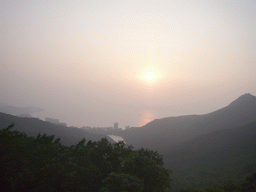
[0, 124, 171, 192]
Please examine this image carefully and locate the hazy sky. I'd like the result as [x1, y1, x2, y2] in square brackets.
[1, 0, 256, 128]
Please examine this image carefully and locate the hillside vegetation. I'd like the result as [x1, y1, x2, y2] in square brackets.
[0, 112, 111, 146]
[0, 124, 171, 192]
[166, 121, 256, 191]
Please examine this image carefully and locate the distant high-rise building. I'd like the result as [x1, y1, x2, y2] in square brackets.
[114, 122, 118, 129]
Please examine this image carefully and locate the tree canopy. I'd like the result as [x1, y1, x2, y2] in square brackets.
[0, 124, 172, 191]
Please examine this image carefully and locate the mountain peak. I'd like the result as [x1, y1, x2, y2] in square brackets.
[228, 93, 256, 108]
[239, 93, 254, 98]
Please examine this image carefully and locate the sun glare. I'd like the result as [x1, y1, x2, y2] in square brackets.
[145, 71, 156, 80]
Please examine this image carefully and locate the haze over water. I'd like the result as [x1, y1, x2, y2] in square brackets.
[1, 1, 256, 128]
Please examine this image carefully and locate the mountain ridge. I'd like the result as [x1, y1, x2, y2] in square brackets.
[121, 93, 256, 151]
[0, 112, 113, 146]
[0, 103, 44, 115]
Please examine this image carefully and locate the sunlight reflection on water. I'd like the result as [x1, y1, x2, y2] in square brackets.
[138, 110, 156, 127]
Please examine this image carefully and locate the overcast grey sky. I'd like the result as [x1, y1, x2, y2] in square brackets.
[1, 0, 256, 128]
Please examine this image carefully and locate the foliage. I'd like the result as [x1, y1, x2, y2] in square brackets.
[241, 173, 256, 192]
[122, 148, 172, 192]
[99, 172, 143, 192]
[0, 124, 172, 192]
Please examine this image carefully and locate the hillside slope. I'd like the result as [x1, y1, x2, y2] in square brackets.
[0, 112, 112, 146]
[121, 93, 256, 151]
[166, 120, 256, 191]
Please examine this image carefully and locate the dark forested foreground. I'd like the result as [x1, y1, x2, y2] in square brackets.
[0, 124, 171, 192]
[1, 124, 256, 192]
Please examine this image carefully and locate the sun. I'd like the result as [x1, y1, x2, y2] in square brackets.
[145, 71, 156, 80]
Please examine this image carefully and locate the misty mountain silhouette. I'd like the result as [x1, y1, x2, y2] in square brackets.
[0, 112, 113, 146]
[119, 93, 256, 190]
[1, 94, 256, 190]
[0, 103, 43, 115]
[121, 93, 256, 151]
